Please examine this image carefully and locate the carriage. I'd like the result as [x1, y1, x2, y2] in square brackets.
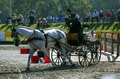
[11, 26, 101, 70]
[49, 29, 101, 67]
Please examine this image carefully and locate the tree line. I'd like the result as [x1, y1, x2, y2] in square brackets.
[0, 0, 120, 23]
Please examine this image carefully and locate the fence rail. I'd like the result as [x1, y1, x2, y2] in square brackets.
[96, 31, 120, 56]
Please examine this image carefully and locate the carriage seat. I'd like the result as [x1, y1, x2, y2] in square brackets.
[66, 33, 85, 46]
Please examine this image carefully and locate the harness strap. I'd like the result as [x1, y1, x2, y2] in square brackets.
[30, 30, 36, 38]
[39, 29, 48, 48]
[27, 29, 48, 48]
[44, 34, 48, 48]
[27, 38, 43, 42]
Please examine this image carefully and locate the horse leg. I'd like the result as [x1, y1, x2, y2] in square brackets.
[64, 49, 76, 66]
[66, 51, 74, 65]
[59, 38, 73, 65]
[26, 48, 36, 71]
[61, 46, 73, 65]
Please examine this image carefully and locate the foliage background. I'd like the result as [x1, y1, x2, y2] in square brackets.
[0, 0, 120, 22]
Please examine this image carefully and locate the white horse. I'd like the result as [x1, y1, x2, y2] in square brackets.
[11, 26, 73, 70]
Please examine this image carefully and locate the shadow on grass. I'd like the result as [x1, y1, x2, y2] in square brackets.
[0, 23, 120, 32]
[27, 24, 33, 27]
[87, 22, 120, 31]
[105, 23, 112, 30]
[0, 24, 8, 30]
[88, 23, 104, 31]
[5, 25, 19, 31]
[113, 23, 120, 31]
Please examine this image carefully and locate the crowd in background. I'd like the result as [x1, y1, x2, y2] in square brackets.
[4, 9, 120, 29]
[84, 9, 120, 24]
[5, 10, 36, 25]
[5, 10, 63, 28]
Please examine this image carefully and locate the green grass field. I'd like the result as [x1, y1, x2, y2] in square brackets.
[87, 22, 120, 32]
[0, 22, 120, 41]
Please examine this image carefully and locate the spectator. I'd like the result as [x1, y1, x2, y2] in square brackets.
[47, 14, 50, 23]
[58, 15, 63, 22]
[23, 14, 29, 25]
[55, 16, 58, 23]
[47, 14, 55, 23]
[5, 14, 12, 25]
[12, 14, 17, 25]
[47, 14, 52, 23]
[111, 9, 116, 23]
[99, 10, 104, 23]
[92, 9, 99, 24]
[17, 14, 24, 25]
[106, 10, 112, 23]
[36, 17, 43, 29]
[36, 17, 48, 29]
[84, 10, 91, 24]
[42, 18, 48, 28]
[28, 10, 36, 25]
[117, 9, 120, 23]
[51, 15, 55, 23]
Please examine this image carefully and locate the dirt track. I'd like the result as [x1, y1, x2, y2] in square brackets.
[0, 45, 120, 79]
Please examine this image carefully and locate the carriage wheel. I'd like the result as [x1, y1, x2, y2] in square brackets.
[50, 47, 63, 66]
[78, 45, 93, 67]
[91, 41, 101, 65]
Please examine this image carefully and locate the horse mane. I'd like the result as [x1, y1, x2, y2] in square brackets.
[15, 26, 34, 30]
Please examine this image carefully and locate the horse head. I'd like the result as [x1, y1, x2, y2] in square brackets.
[11, 28, 21, 47]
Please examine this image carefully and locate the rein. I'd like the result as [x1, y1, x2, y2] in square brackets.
[46, 34, 75, 50]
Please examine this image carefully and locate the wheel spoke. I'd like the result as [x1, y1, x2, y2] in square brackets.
[51, 47, 63, 66]
[55, 57, 58, 63]
[58, 58, 62, 65]
[53, 57, 57, 61]
[79, 45, 93, 67]
[91, 42, 101, 65]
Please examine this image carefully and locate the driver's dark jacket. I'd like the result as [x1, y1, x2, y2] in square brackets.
[65, 13, 81, 33]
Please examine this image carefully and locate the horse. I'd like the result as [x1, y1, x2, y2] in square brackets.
[11, 26, 73, 70]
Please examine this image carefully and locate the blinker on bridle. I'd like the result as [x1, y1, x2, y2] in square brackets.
[11, 28, 21, 47]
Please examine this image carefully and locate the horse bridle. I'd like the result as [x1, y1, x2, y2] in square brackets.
[11, 29, 21, 47]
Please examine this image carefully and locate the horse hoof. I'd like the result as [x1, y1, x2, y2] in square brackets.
[52, 63, 57, 67]
[26, 68, 30, 71]
[61, 62, 67, 66]
[72, 64, 76, 67]
[53, 64, 57, 67]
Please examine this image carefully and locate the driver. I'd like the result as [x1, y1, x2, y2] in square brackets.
[64, 9, 82, 33]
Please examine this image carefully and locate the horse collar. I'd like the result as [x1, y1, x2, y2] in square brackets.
[16, 31, 23, 37]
